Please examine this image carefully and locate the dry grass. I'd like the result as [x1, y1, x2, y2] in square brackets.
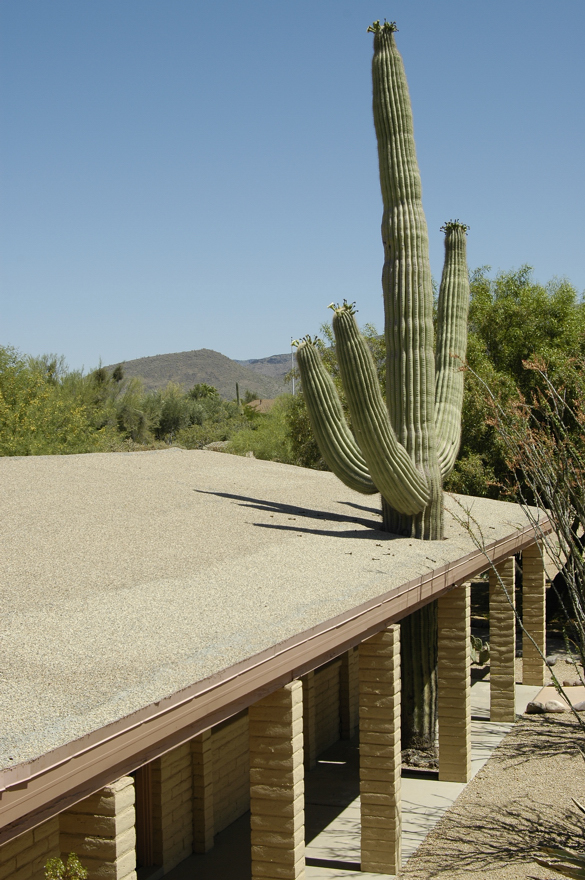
[401, 709, 585, 879]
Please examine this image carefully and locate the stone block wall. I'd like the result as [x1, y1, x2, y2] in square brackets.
[59, 776, 136, 880]
[314, 659, 341, 756]
[192, 731, 214, 853]
[340, 647, 359, 740]
[151, 744, 193, 871]
[0, 817, 59, 880]
[302, 672, 317, 770]
[211, 711, 250, 834]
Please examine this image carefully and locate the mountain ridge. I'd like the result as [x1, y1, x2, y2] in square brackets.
[104, 348, 292, 400]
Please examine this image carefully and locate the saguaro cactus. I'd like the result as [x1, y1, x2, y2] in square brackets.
[296, 22, 470, 749]
[296, 21, 469, 542]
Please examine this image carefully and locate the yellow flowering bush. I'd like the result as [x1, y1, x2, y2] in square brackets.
[0, 347, 120, 455]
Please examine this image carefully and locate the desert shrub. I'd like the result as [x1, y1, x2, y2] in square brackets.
[286, 392, 327, 470]
[174, 396, 247, 448]
[176, 419, 242, 449]
[227, 396, 295, 463]
[45, 854, 87, 880]
[0, 346, 120, 455]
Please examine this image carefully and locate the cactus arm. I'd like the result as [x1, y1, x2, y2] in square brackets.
[295, 338, 377, 495]
[434, 221, 470, 478]
[332, 306, 430, 515]
[372, 23, 437, 477]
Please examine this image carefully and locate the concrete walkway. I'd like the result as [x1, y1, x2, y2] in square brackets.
[165, 682, 541, 880]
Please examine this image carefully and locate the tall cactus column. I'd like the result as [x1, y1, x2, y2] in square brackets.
[372, 20, 440, 541]
[489, 558, 517, 722]
[295, 26, 470, 541]
[295, 21, 470, 751]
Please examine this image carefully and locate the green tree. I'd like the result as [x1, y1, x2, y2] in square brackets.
[446, 267, 585, 499]
[111, 363, 124, 383]
[189, 383, 220, 400]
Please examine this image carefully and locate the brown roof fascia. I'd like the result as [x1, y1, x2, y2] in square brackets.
[0, 520, 548, 844]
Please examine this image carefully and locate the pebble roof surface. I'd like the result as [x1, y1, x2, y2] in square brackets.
[1, 449, 535, 771]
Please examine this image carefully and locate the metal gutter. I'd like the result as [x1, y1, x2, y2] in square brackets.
[0, 519, 549, 844]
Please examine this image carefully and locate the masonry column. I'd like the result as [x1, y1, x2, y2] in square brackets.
[438, 583, 471, 783]
[522, 543, 546, 686]
[490, 557, 516, 722]
[59, 776, 136, 880]
[340, 647, 359, 740]
[249, 681, 305, 880]
[151, 744, 194, 871]
[192, 730, 215, 852]
[359, 625, 401, 876]
[302, 671, 317, 771]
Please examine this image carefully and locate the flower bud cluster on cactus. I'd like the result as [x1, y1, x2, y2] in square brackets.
[296, 22, 470, 541]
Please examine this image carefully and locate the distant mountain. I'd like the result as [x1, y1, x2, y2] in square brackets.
[104, 349, 291, 400]
[235, 353, 293, 384]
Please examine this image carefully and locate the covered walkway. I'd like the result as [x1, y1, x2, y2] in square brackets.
[1, 449, 550, 878]
[163, 683, 541, 880]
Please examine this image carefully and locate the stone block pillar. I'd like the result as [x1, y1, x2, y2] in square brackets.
[59, 776, 136, 880]
[359, 625, 401, 876]
[340, 647, 359, 740]
[438, 583, 471, 783]
[302, 671, 317, 770]
[522, 543, 546, 686]
[249, 681, 305, 880]
[151, 743, 193, 871]
[192, 730, 215, 853]
[490, 557, 516, 722]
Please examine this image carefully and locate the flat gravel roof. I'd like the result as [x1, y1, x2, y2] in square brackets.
[1, 449, 534, 771]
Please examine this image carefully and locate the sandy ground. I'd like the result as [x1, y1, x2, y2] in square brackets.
[401, 658, 585, 879]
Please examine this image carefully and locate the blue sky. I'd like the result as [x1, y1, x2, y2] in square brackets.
[1, 1, 584, 371]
